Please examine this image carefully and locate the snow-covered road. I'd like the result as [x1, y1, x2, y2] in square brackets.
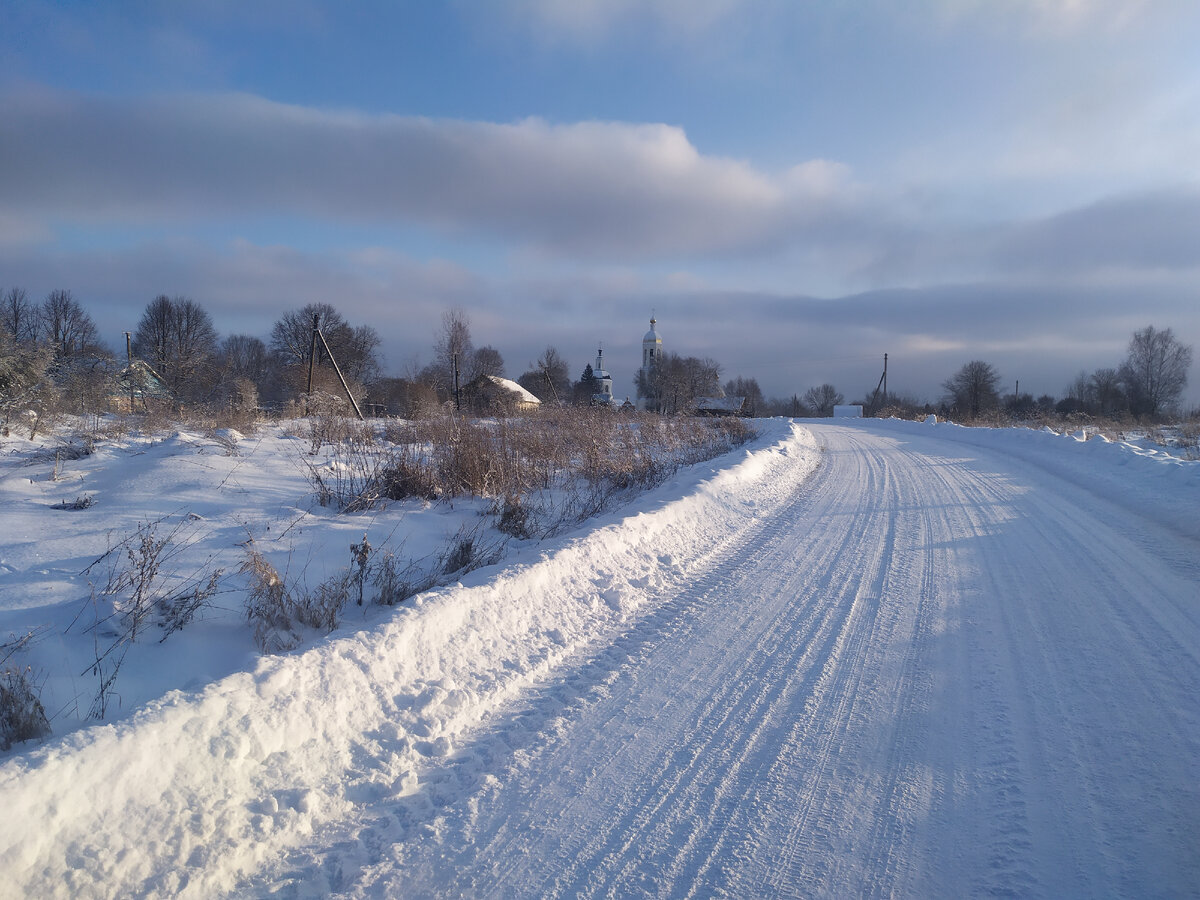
[253, 422, 1200, 898]
[3, 420, 1198, 898]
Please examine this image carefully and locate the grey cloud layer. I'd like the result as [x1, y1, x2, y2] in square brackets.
[1, 88, 850, 258]
[6, 87, 1199, 285]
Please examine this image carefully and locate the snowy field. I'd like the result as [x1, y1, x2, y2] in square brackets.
[1, 417, 1198, 897]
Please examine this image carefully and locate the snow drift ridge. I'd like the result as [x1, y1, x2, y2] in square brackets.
[0, 419, 821, 898]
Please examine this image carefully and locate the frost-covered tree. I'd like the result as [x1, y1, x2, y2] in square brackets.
[0, 326, 55, 431]
[942, 361, 1001, 420]
[133, 295, 219, 402]
[41, 290, 104, 363]
[2, 287, 40, 344]
[803, 383, 844, 417]
[1120, 325, 1192, 419]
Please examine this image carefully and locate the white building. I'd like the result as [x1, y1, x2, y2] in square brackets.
[637, 316, 663, 411]
[592, 345, 615, 406]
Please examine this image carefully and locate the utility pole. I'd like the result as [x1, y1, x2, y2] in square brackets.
[313, 326, 364, 420]
[125, 332, 135, 411]
[541, 363, 559, 404]
[869, 353, 889, 414]
[453, 353, 461, 412]
[305, 312, 319, 416]
[303, 312, 363, 420]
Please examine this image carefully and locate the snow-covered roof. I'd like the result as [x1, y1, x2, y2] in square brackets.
[482, 375, 541, 405]
[695, 396, 745, 413]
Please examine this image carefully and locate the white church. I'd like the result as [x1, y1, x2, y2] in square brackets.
[637, 316, 664, 411]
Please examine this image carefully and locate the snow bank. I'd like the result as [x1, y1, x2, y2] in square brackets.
[0, 420, 820, 898]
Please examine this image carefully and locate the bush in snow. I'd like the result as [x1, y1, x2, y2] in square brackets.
[240, 545, 365, 651]
[240, 549, 301, 654]
[0, 667, 51, 751]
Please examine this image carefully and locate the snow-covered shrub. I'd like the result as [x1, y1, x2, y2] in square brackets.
[240, 549, 300, 654]
[51, 494, 95, 510]
[293, 572, 352, 633]
[306, 437, 395, 511]
[240, 547, 354, 649]
[371, 550, 437, 607]
[1178, 422, 1200, 460]
[0, 667, 51, 751]
[442, 536, 477, 575]
[495, 495, 533, 539]
[101, 520, 205, 643]
[379, 448, 442, 501]
[157, 569, 222, 640]
[305, 393, 372, 453]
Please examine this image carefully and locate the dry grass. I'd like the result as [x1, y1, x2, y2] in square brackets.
[310, 408, 757, 536]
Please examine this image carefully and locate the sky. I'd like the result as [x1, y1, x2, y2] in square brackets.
[2, 0, 1199, 407]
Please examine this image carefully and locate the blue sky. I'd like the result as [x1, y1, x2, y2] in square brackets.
[3, 0, 1199, 405]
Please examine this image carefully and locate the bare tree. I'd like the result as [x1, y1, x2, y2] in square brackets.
[942, 361, 1001, 419]
[41, 290, 104, 362]
[637, 353, 722, 415]
[1120, 325, 1192, 419]
[218, 333, 277, 400]
[270, 303, 348, 367]
[1089, 367, 1125, 417]
[2, 288, 39, 343]
[269, 303, 381, 398]
[342, 324, 382, 385]
[468, 346, 505, 382]
[803, 383, 844, 417]
[724, 376, 764, 416]
[428, 308, 474, 395]
[517, 346, 570, 403]
[132, 295, 219, 402]
[220, 334, 270, 382]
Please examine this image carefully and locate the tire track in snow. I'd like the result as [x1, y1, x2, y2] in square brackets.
[325, 428, 962, 898]
[37, 420, 1193, 898]
[321, 422, 1198, 899]
[237, 422, 1200, 899]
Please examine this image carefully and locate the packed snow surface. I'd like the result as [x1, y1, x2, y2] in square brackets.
[2, 418, 1199, 898]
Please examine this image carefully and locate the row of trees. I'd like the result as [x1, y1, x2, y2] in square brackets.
[3, 284, 1191, 425]
[1, 288, 391, 422]
[0, 286, 910, 423]
[942, 326, 1193, 421]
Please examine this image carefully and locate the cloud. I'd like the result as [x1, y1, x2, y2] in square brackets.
[0, 86, 869, 260]
[903, 0, 1160, 36]
[991, 189, 1200, 276]
[496, 0, 751, 42]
